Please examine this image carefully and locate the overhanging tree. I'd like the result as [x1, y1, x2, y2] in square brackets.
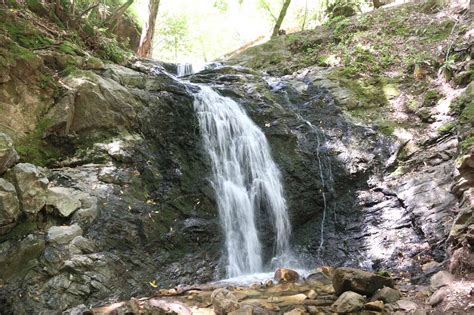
[137, 0, 161, 57]
[271, 0, 292, 38]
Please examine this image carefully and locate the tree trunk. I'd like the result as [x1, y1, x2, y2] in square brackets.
[106, 0, 134, 32]
[137, 0, 160, 58]
[301, 0, 308, 31]
[271, 0, 292, 38]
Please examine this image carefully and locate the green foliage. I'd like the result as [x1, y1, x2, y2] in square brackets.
[326, 0, 358, 20]
[0, 13, 53, 50]
[157, 14, 190, 60]
[97, 37, 132, 64]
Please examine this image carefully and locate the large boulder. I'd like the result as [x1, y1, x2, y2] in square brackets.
[332, 267, 394, 296]
[0, 133, 18, 174]
[46, 71, 143, 136]
[46, 187, 82, 217]
[47, 224, 83, 245]
[0, 178, 20, 234]
[331, 291, 365, 313]
[5, 163, 48, 214]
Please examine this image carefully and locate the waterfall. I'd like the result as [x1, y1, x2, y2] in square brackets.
[177, 63, 193, 77]
[193, 85, 293, 278]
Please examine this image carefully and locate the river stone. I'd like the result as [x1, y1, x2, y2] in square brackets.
[365, 300, 384, 311]
[0, 133, 18, 174]
[211, 288, 239, 314]
[331, 291, 365, 313]
[428, 287, 449, 306]
[229, 305, 253, 315]
[430, 271, 454, 290]
[371, 286, 401, 303]
[0, 178, 20, 234]
[5, 163, 48, 214]
[46, 187, 82, 217]
[274, 268, 300, 283]
[47, 224, 83, 244]
[397, 299, 418, 312]
[332, 267, 394, 296]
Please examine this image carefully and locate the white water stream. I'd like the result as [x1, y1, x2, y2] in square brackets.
[193, 85, 294, 278]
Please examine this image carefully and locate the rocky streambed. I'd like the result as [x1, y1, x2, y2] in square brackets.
[70, 267, 473, 314]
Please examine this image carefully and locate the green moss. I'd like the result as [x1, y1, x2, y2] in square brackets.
[423, 90, 441, 106]
[0, 15, 52, 50]
[58, 41, 82, 55]
[437, 122, 455, 134]
[0, 220, 37, 243]
[15, 118, 60, 166]
[460, 135, 474, 153]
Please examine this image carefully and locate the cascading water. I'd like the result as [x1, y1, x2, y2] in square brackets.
[177, 63, 194, 77]
[193, 85, 293, 278]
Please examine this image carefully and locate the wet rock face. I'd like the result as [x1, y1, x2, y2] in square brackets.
[5, 163, 49, 215]
[0, 178, 20, 235]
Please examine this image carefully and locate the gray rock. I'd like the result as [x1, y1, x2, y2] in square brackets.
[5, 163, 48, 214]
[211, 288, 240, 314]
[68, 236, 96, 255]
[430, 271, 454, 290]
[0, 133, 18, 174]
[71, 195, 98, 227]
[63, 304, 91, 315]
[46, 187, 82, 217]
[397, 299, 418, 312]
[428, 287, 449, 306]
[331, 291, 365, 313]
[0, 178, 20, 234]
[371, 286, 401, 303]
[332, 267, 394, 296]
[47, 224, 83, 245]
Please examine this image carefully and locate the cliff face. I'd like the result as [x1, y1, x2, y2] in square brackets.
[0, 1, 472, 313]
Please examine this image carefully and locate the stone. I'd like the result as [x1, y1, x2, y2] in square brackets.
[283, 308, 307, 315]
[0, 178, 20, 234]
[371, 286, 401, 303]
[47, 224, 83, 245]
[397, 299, 418, 312]
[63, 304, 91, 315]
[331, 291, 365, 313]
[306, 271, 332, 285]
[68, 236, 96, 255]
[47, 71, 142, 135]
[274, 268, 300, 283]
[306, 289, 317, 299]
[365, 300, 384, 311]
[332, 267, 394, 296]
[211, 288, 239, 314]
[5, 163, 48, 214]
[0, 133, 18, 174]
[229, 305, 253, 315]
[428, 287, 448, 306]
[46, 187, 82, 217]
[430, 271, 454, 290]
